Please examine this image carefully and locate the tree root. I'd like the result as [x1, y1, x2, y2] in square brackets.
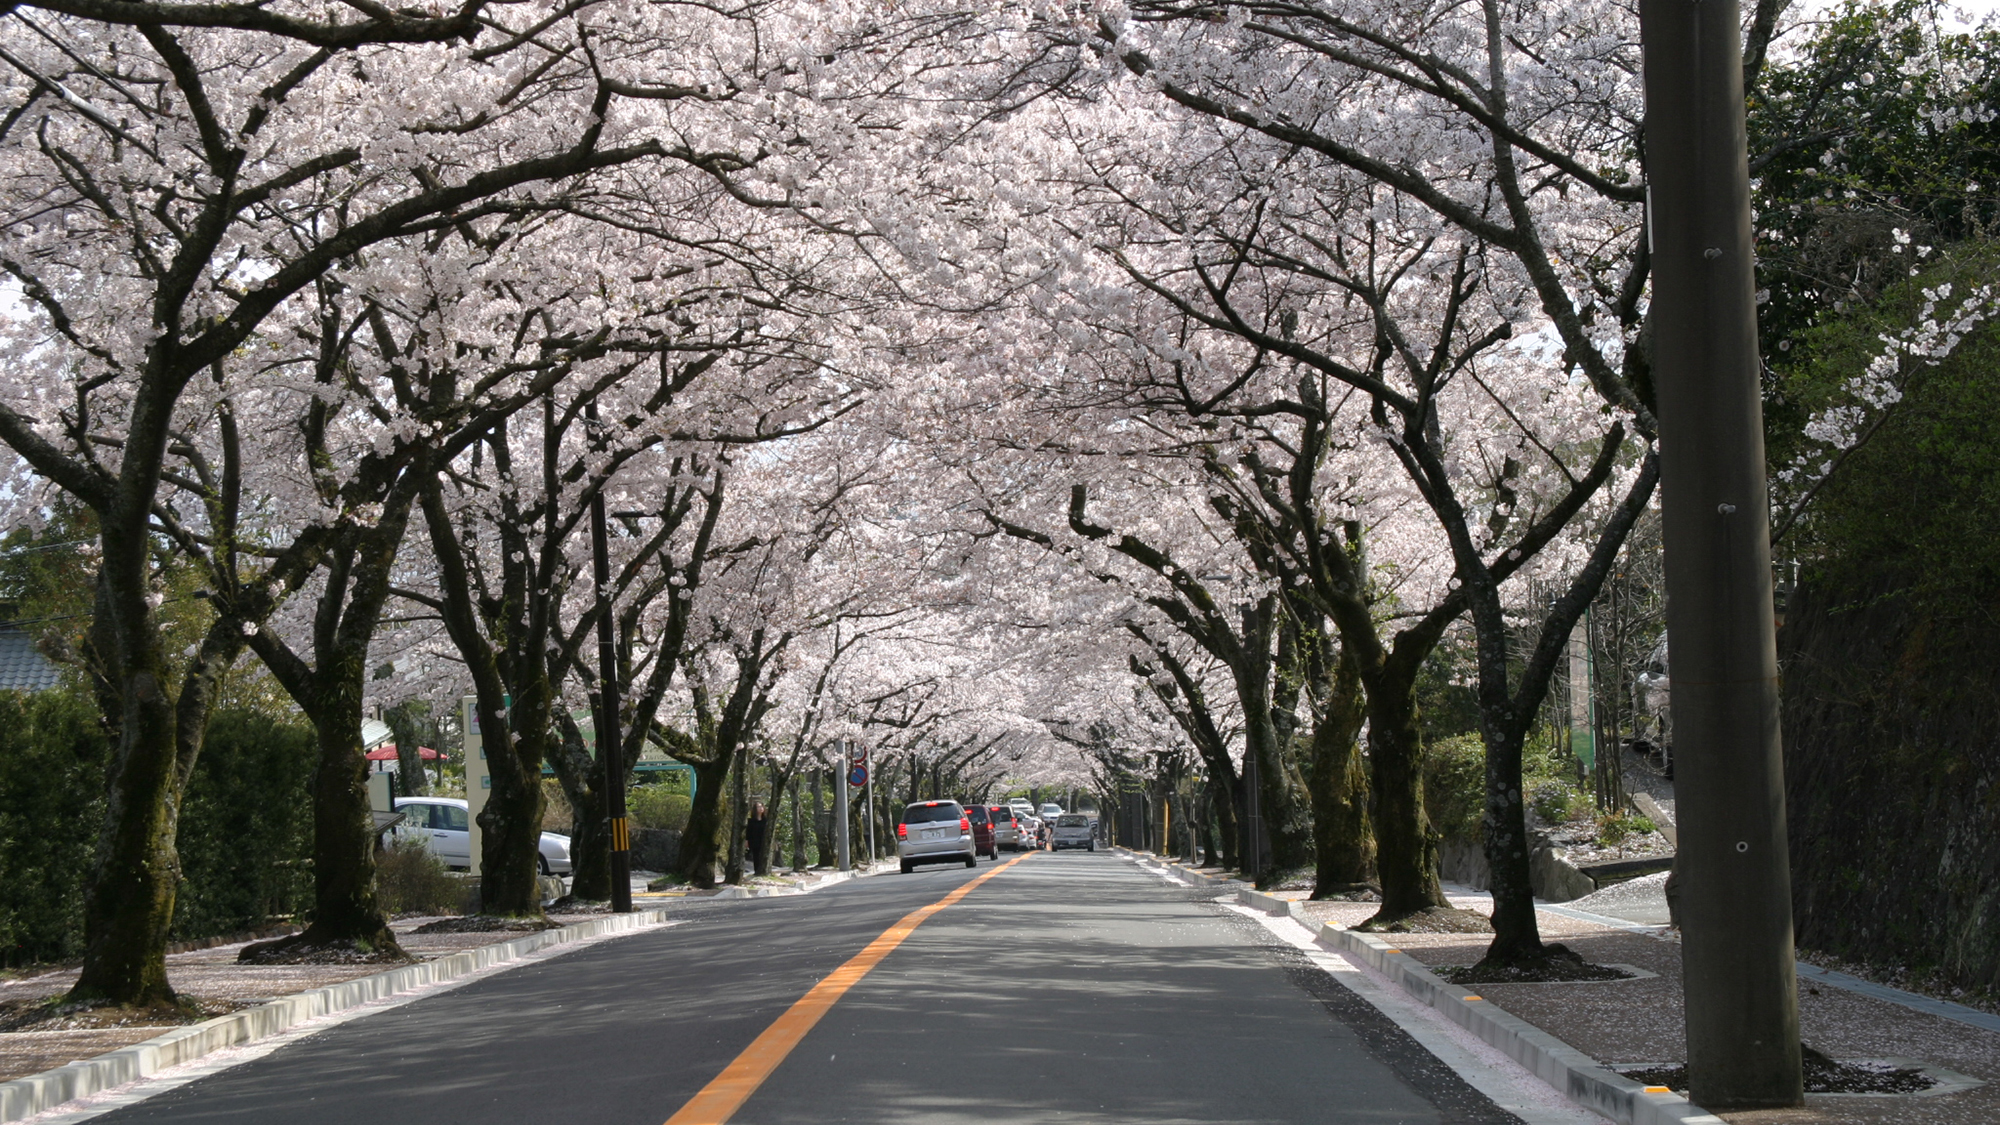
[1309, 881, 1381, 902]
[237, 929, 411, 965]
[1440, 944, 1635, 983]
[1355, 905, 1494, 934]
[409, 915, 558, 935]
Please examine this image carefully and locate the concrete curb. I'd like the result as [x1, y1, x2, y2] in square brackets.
[0, 909, 674, 1123]
[1116, 848, 1246, 890]
[1232, 887, 1724, 1125]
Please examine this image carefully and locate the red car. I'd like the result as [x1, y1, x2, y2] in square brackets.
[963, 804, 998, 859]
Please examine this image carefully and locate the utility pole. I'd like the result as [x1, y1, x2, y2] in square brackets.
[864, 767, 876, 864]
[587, 403, 632, 914]
[834, 741, 851, 872]
[1639, 0, 1802, 1108]
[1241, 740, 1263, 881]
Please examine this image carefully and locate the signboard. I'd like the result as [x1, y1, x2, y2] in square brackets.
[463, 696, 493, 876]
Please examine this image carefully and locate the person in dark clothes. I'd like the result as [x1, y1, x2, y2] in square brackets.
[746, 801, 769, 876]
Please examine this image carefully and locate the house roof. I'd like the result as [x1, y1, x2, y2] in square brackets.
[0, 628, 62, 692]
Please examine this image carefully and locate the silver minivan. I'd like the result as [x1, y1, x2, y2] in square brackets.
[1051, 813, 1097, 851]
[897, 800, 976, 873]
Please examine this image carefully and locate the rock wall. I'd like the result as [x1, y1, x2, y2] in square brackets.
[1781, 579, 2000, 993]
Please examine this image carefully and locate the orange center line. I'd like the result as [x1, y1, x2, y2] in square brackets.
[662, 851, 1036, 1125]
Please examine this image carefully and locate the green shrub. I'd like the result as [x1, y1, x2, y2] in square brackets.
[172, 709, 316, 939]
[541, 778, 573, 832]
[1422, 734, 1486, 842]
[375, 835, 462, 915]
[628, 785, 691, 831]
[1529, 781, 1583, 825]
[1596, 811, 1657, 848]
[0, 689, 107, 967]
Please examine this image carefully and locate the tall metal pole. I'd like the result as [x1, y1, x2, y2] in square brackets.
[1639, 0, 1801, 1108]
[834, 741, 852, 872]
[865, 765, 876, 864]
[1241, 732, 1262, 879]
[587, 404, 633, 914]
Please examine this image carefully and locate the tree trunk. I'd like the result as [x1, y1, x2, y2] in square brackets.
[297, 687, 398, 947]
[725, 753, 747, 885]
[1239, 685, 1316, 879]
[1203, 775, 1235, 868]
[549, 713, 611, 902]
[677, 753, 734, 887]
[1309, 649, 1375, 896]
[385, 702, 431, 797]
[474, 689, 549, 917]
[790, 775, 806, 870]
[68, 543, 245, 1003]
[1479, 721, 1542, 962]
[68, 606, 188, 1005]
[811, 768, 830, 866]
[1364, 673, 1450, 921]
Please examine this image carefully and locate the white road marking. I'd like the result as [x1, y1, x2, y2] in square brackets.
[1225, 903, 1611, 1125]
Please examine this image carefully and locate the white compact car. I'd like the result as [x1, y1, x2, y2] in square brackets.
[392, 796, 573, 875]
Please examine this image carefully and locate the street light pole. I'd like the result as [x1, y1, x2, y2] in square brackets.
[1639, 0, 1801, 1107]
[587, 403, 633, 914]
[834, 740, 851, 872]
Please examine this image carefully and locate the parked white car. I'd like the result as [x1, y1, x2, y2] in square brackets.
[392, 797, 573, 875]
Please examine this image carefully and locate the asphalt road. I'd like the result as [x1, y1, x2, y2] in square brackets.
[91, 852, 1520, 1124]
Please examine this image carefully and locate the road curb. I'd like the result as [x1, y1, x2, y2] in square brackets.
[1232, 887, 1724, 1125]
[1116, 849, 1246, 889]
[0, 909, 674, 1124]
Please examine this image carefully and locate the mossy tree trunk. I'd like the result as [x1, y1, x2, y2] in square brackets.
[1308, 646, 1374, 895]
[248, 500, 422, 954]
[668, 631, 788, 887]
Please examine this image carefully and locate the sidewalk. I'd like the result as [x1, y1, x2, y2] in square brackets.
[0, 911, 627, 1084]
[1296, 886, 1999, 1125]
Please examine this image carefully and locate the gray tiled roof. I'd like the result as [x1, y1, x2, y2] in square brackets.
[0, 628, 62, 692]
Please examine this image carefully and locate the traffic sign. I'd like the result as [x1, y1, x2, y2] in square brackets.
[848, 744, 868, 765]
[848, 765, 868, 787]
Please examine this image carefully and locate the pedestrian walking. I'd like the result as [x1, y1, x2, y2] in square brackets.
[746, 800, 769, 876]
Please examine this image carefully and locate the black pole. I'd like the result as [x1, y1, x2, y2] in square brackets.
[1241, 740, 1261, 882]
[1639, 0, 1800, 1108]
[588, 404, 633, 913]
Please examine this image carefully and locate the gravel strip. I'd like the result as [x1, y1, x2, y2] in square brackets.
[1304, 897, 2000, 1125]
[0, 912, 624, 1084]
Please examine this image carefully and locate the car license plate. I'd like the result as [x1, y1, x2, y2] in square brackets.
[924, 828, 944, 839]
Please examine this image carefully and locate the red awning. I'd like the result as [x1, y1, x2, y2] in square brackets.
[365, 744, 440, 761]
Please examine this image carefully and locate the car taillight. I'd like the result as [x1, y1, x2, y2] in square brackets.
[897, 823, 907, 839]
[959, 817, 971, 831]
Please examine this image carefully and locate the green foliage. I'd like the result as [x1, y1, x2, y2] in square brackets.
[0, 689, 107, 967]
[172, 709, 316, 939]
[1752, 0, 2000, 389]
[628, 785, 691, 831]
[1422, 734, 1486, 842]
[1779, 245, 2000, 613]
[374, 835, 462, 915]
[1415, 638, 1480, 744]
[541, 777, 572, 832]
[1596, 811, 1657, 848]
[1528, 782, 1580, 826]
